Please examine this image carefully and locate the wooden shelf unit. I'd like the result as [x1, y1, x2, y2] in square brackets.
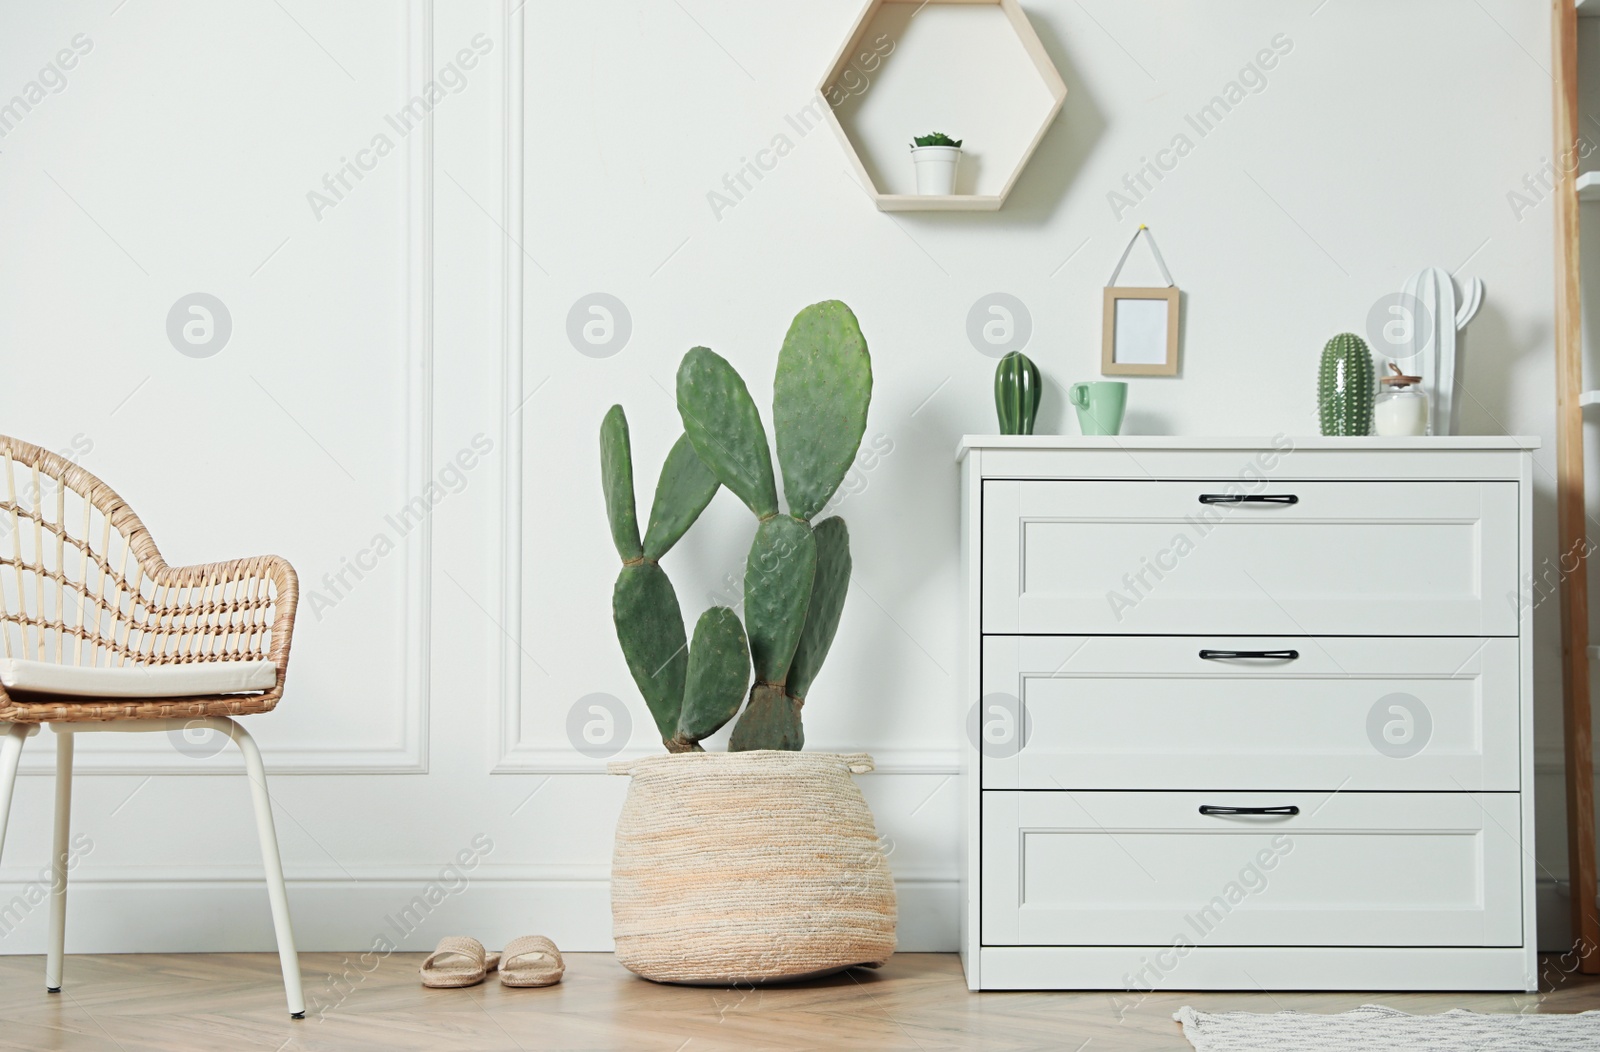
[818, 0, 1067, 212]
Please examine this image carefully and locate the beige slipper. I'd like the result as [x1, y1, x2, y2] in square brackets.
[420, 937, 501, 988]
[499, 935, 564, 987]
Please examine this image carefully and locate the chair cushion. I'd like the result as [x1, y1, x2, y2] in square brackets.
[0, 658, 277, 698]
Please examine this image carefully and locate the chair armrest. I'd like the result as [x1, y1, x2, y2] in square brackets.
[139, 555, 299, 680]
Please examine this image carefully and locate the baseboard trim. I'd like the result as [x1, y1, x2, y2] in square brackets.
[0, 873, 1573, 959]
[0, 875, 958, 956]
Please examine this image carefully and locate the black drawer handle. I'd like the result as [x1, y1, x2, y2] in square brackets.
[1198, 649, 1299, 661]
[1197, 493, 1298, 505]
[1199, 805, 1300, 817]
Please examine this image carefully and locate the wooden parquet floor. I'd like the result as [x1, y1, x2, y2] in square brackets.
[0, 952, 1597, 1051]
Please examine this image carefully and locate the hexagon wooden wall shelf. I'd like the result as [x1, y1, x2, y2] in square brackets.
[818, 0, 1067, 211]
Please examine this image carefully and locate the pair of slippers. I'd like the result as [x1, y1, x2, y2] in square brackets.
[420, 935, 564, 989]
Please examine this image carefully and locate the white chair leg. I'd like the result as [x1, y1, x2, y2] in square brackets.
[223, 719, 305, 1018]
[0, 723, 31, 866]
[46, 729, 73, 993]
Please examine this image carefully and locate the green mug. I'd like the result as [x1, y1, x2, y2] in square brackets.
[1070, 381, 1128, 436]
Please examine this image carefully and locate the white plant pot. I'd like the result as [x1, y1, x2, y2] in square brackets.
[910, 145, 960, 195]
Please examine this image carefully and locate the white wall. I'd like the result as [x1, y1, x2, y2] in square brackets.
[0, 0, 1581, 987]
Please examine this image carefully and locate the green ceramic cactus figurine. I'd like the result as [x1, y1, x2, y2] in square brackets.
[677, 300, 872, 751]
[1317, 332, 1376, 436]
[994, 351, 1041, 435]
[601, 405, 750, 752]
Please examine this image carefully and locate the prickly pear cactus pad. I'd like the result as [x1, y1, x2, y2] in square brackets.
[676, 607, 751, 748]
[786, 516, 851, 702]
[643, 433, 720, 561]
[1317, 332, 1376, 436]
[728, 683, 803, 752]
[677, 347, 780, 518]
[742, 515, 818, 685]
[773, 301, 872, 522]
[600, 405, 643, 561]
[612, 563, 690, 744]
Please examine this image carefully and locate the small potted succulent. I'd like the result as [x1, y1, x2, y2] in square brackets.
[599, 301, 896, 985]
[910, 132, 962, 195]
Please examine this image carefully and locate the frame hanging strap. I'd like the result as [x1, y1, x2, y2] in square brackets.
[1107, 224, 1174, 288]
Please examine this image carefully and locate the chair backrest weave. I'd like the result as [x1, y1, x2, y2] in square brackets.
[0, 435, 284, 669]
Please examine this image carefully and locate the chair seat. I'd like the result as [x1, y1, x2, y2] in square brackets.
[0, 658, 277, 699]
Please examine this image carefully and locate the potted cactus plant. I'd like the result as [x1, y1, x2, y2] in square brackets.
[600, 300, 897, 985]
[910, 131, 962, 195]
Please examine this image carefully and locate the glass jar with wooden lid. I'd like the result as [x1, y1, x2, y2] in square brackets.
[1375, 362, 1428, 436]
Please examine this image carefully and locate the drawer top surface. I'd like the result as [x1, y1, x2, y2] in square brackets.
[957, 435, 1541, 461]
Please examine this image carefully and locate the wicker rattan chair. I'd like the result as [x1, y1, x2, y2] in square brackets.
[0, 436, 304, 1017]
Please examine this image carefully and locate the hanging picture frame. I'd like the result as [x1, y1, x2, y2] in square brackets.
[1102, 225, 1181, 377]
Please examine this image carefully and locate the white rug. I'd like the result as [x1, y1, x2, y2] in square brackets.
[1175, 1003, 1600, 1050]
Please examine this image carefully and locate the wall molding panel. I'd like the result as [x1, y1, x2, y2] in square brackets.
[495, 0, 529, 775]
[12, 0, 437, 778]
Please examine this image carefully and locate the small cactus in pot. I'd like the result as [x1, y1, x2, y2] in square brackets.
[910, 132, 963, 195]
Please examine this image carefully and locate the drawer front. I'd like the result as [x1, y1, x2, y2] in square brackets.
[981, 791, 1522, 947]
[982, 480, 1518, 635]
[980, 636, 1520, 791]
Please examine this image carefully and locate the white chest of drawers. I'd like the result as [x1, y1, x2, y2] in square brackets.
[958, 436, 1538, 993]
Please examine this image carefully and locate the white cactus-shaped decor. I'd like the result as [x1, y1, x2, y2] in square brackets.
[1399, 267, 1484, 436]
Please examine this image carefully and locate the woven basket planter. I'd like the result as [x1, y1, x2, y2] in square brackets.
[608, 750, 897, 984]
